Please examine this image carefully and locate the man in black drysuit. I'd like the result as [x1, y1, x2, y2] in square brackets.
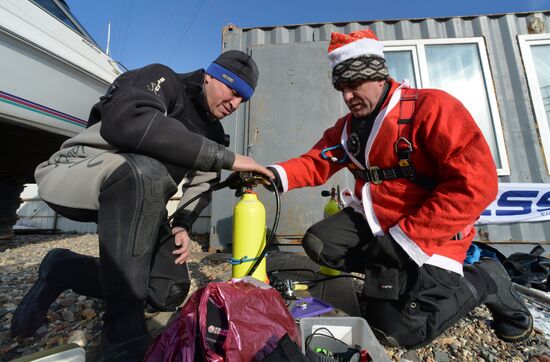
[11, 50, 272, 361]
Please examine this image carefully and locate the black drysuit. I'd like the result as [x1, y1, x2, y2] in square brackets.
[34, 64, 234, 342]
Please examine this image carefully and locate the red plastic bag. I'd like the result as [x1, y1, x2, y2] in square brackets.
[145, 277, 300, 362]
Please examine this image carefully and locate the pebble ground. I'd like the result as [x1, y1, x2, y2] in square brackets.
[1, 234, 549, 361]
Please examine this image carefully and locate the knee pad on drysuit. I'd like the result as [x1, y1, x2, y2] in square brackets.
[100, 154, 178, 257]
[302, 231, 324, 265]
[98, 154, 177, 303]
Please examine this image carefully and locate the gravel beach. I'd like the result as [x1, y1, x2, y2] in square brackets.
[1, 233, 549, 361]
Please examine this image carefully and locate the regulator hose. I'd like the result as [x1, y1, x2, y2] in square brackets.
[167, 172, 282, 278]
[167, 175, 235, 223]
[245, 179, 280, 277]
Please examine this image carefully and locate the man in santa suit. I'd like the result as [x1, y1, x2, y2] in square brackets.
[268, 30, 532, 348]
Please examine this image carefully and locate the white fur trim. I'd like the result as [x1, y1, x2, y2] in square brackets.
[424, 255, 464, 276]
[362, 184, 382, 235]
[328, 38, 384, 68]
[390, 225, 464, 275]
[269, 164, 288, 192]
[389, 225, 430, 266]
[340, 188, 365, 216]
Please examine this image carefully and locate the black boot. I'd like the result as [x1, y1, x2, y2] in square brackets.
[99, 304, 152, 362]
[477, 258, 533, 342]
[98, 333, 152, 362]
[11, 248, 102, 338]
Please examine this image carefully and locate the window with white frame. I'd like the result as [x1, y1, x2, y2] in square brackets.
[383, 38, 510, 175]
[519, 34, 550, 175]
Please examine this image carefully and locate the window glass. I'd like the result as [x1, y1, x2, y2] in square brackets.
[425, 44, 501, 168]
[385, 51, 417, 87]
[33, 0, 81, 34]
[532, 44, 550, 129]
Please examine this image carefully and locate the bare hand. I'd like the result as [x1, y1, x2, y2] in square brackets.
[231, 154, 274, 180]
[172, 227, 190, 264]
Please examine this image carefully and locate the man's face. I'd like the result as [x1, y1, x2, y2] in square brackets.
[204, 75, 243, 119]
[340, 80, 386, 118]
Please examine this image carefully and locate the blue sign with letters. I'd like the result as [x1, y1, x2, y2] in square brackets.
[478, 184, 550, 224]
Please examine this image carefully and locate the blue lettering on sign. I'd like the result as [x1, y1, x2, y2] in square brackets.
[495, 190, 539, 216]
[536, 191, 550, 212]
[481, 189, 550, 218]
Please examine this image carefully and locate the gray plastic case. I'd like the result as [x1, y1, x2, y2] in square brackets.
[300, 317, 390, 362]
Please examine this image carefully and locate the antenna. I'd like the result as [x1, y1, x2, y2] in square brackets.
[106, 20, 111, 56]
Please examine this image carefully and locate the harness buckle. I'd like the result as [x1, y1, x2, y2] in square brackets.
[369, 166, 382, 184]
[394, 137, 413, 154]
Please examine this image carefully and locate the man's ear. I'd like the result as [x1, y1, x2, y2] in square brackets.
[204, 74, 211, 84]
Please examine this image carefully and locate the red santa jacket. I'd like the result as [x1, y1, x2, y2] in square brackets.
[271, 79, 498, 275]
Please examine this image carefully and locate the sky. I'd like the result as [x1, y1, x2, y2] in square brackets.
[68, 0, 550, 72]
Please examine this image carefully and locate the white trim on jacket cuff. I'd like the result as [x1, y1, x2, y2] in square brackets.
[389, 225, 429, 266]
[424, 255, 464, 276]
[389, 225, 464, 275]
[269, 164, 288, 192]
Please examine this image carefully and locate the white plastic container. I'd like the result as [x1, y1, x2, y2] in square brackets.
[10, 344, 85, 362]
[300, 317, 390, 362]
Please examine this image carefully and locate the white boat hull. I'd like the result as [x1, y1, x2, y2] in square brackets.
[0, 29, 108, 136]
[0, 0, 122, 237]
[0, 0, 121, 137]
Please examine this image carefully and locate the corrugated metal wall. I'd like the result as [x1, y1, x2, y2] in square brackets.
[17, 184, 211, 234]
[16, 184, 96, 233]
[210, 11, 550, 249]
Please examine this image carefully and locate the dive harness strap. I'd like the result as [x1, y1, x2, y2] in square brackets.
[350, 88, 437, 192]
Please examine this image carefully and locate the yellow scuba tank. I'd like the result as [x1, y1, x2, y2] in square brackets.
[320, 186, 342, 276]
[323, 187, 341, 218]
[231, 190, 268, 282]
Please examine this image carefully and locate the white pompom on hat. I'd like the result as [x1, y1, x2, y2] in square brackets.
[327, 29, 384, 69]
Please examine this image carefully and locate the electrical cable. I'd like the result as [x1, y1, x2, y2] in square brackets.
[268, 268, 319, 280]
[305, 327, 362, 361]
[268, 269, 365, 291]
[110, 0, 123, 57]
[117, 0, 135, 60]
[305, 327, 335, 348]
[149, 0, 180, 63]
[166, 0, 206, 64]
[206, 0, 230, 24]
[298, 274, 366, 284]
